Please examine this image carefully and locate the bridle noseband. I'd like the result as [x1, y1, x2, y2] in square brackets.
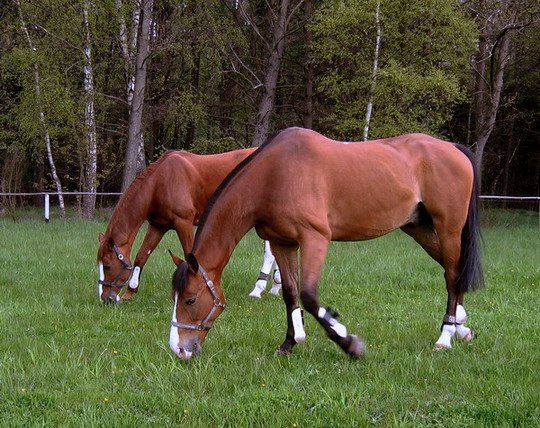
[171, 264, 225, 332]
[99, 245, 133, 289]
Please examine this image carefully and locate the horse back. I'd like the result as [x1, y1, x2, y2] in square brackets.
[251, 129, 475, 240]
[144, 148, 256, 226]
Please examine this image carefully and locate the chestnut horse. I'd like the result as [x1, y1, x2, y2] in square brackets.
[169, 127, 484, 359]
[97, 148, 256, 303]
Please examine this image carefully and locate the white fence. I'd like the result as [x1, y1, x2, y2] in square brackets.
[0, 192, 121, 221]
[1, 192, 539, 224]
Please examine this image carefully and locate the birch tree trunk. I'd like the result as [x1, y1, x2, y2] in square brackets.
[116, 0, 139, 111]
[14, 0, 65, 217]
[121, 0, 153, 192]
[251, 0, 291, 147]
[363, 0, 381, 141]
[82, 0, 97, 218]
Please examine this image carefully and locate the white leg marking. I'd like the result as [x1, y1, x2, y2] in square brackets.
[98, 262, 104, 301]
[261, 241, 276, 272]
[249, 280, 266, 298]
[318, 307, 347, 338]
[435, 324, 456, 349]
[269, 269, 282, 295]
[456, 324, 473, 340]
[456, 305, 467, 324]
[249, 241, 276, 297]
[128, 266, 141, 290]
[292, 308, 306, 343]
[455, 305, 473, 340]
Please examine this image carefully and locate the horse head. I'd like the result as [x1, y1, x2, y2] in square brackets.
[169, 253, 225, 359]
[97, 233, 133, 304]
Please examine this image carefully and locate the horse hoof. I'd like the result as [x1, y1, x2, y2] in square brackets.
[269, 285, 281, 295]
[347, 335, 365, 358]
[248, 291, 262, 298]
[275, 339, 296, 356]
[275, 347, 292, 356]
[434, 343, 452, 351]
[462, 329, 474, 342]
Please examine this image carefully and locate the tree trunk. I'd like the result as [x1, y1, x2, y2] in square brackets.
[15, 0, 65, 217]
[251, 0, 291, 147]
[363, 0, 381, 141]
[186, 51, 201, 148]
[82, 0, 97, 218]
[116, 0, 139, 110]
[474, 29, 512, 175]
[302, 0, 313, 129]
[122, 0, 153, 192]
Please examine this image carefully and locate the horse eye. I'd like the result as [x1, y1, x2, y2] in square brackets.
[103, 265, 111, 270]
[186, 298, 197, 306]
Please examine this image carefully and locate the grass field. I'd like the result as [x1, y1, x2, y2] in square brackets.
[0, 210, 538, 426]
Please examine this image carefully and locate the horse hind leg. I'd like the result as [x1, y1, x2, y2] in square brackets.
[299, 235, 365, 358]
[455, 296, 474, 341]
[434, 230, 468, 350]
[401, 209, 466, 349]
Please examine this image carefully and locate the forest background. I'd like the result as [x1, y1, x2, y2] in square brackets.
[0, 0, 538, 218]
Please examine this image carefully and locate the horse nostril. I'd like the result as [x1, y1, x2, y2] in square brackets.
[106, 293, 118, 305]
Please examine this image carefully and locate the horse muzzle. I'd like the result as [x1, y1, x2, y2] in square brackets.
[171, 342, 202, 360]
[100, 288, 120, 304]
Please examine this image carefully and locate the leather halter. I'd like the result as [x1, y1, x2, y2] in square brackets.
[99, 245, 133, 289]
[171, 264, 225, 331]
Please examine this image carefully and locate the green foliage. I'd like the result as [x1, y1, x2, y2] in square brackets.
[0, 0, 537, 196]
[311, 0, 476, 140]
[190, 136, 245, 155]
[0, 216, 538, 425]
[372, 61, 465, 137]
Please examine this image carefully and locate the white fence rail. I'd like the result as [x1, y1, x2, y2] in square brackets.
[1, 192, 539, 224]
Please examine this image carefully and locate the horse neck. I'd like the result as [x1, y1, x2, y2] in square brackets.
[106, 182, 153, 248]
[193, 198, 255, 280]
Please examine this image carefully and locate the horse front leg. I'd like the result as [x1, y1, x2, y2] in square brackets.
[299, 235, 365, 358]
[173, 218, 195, 257]
[122, 224, 166, 301]
[270, 243, 305, 355]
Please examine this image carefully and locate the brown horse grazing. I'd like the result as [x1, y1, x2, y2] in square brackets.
[169, 127, 484, 360]
[97, 148, 255, 303]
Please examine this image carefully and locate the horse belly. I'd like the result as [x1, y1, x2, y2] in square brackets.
[327, 182, 418, 241]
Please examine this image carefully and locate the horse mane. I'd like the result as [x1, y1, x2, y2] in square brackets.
[172, 261, 190, 294]
[192, 129, 289, 252]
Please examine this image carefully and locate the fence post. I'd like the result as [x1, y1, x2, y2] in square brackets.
[44, 193, 49, 222]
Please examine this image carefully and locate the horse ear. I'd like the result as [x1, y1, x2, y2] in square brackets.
[98, 233, 105, 243]
[186, 253, 199, 273]
[168, 249, 184, 266]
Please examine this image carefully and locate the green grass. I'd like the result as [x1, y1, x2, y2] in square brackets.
[0, 212, 538, 426]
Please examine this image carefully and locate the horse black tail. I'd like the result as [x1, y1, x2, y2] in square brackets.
[454, 144, 485, 293]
